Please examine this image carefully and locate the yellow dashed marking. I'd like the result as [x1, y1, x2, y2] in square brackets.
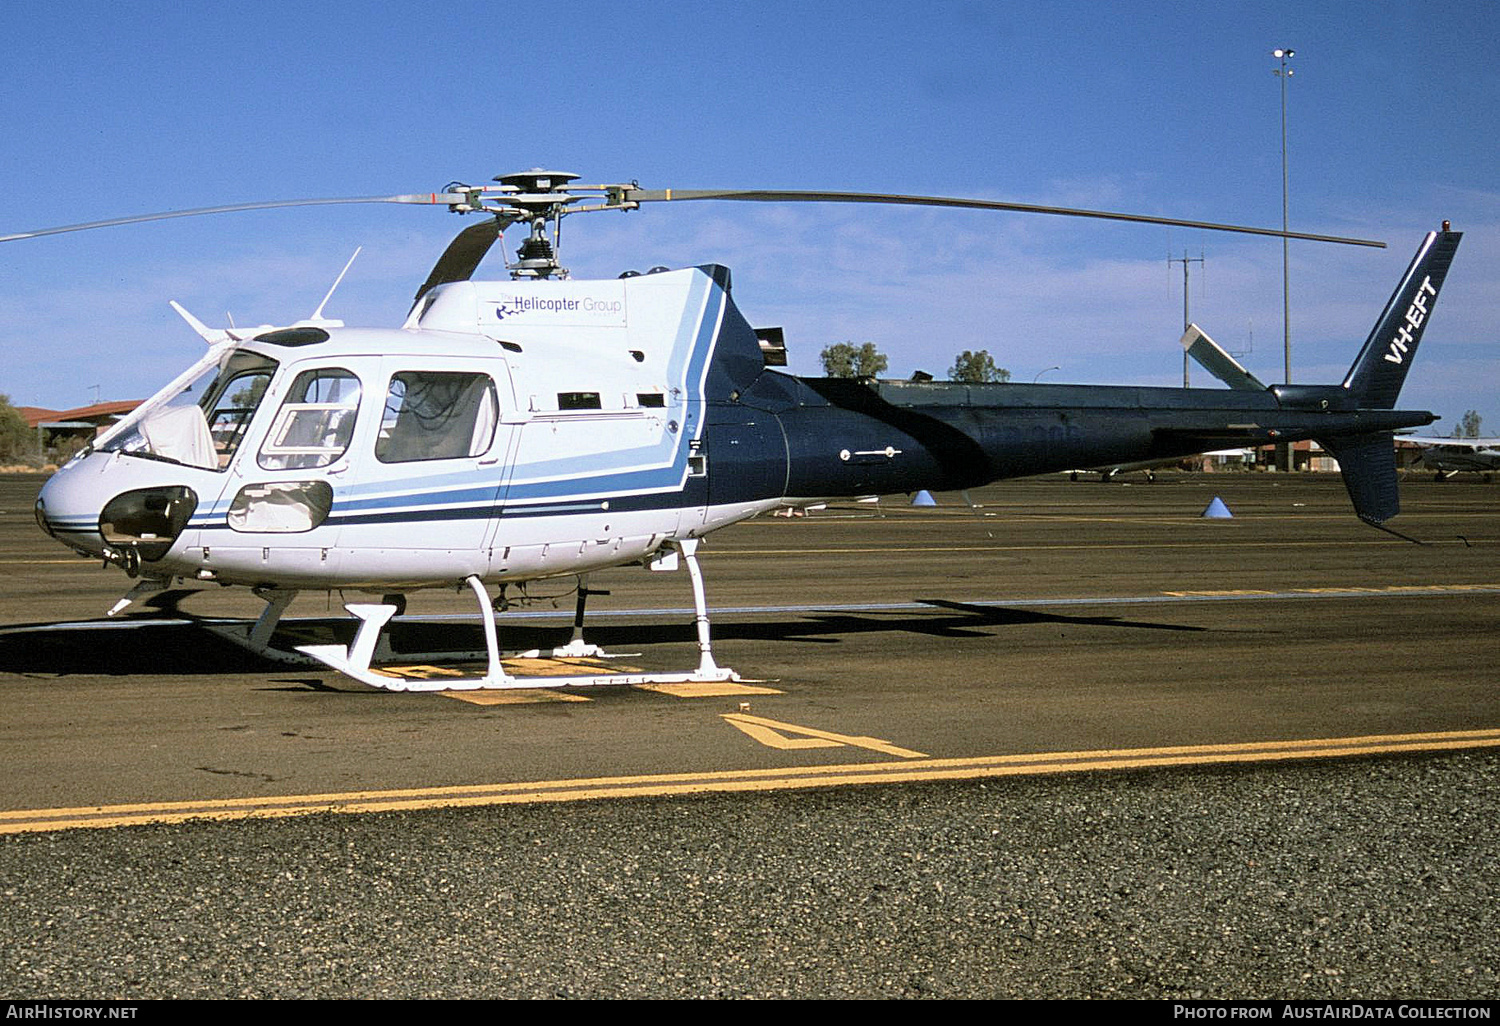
[377, 657, 642, 694]
[371, 664, 467, 680]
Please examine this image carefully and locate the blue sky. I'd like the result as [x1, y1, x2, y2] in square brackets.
[2, 0, 1496, 431]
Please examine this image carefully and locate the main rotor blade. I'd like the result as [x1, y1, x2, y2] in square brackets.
[0, 193, 469, 243]
[412, 215, 517, 307]
[624, 188, 1386, 248]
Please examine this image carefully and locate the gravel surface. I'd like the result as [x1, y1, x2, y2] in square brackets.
[2, 751, 1496, 1000]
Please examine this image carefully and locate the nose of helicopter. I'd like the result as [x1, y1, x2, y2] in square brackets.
[36, 452, 200, 569]
[36, 453, 112, 556]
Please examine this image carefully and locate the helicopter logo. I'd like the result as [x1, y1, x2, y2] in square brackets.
[6, 170, 1460, 692]
[490, 286, 626, 324]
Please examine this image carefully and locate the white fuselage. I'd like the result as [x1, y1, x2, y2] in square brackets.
[37, 267, 779, 591]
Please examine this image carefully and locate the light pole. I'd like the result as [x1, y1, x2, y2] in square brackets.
[1273, 46, 1294, 471]
[1273, 47, 1294, 383]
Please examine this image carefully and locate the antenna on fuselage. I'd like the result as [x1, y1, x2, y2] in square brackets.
[169, 301, 233, 345]
[305, 246, 362, 325]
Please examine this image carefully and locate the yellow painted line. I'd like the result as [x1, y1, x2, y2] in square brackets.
[371, 664, 468, 680]
[3, 729, 1497, 835]
[725, 724, 841, 751]
[722, 713, 927, 758]
[444, 681, 782, 703]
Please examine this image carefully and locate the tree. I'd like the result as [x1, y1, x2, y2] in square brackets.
[1457, 409, 1483, 438]
[947, 349, 1011, 384]
[0, 395, 33, 464]
[819, 341, 888, 378]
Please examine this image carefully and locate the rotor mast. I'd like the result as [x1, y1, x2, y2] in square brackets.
[490, 170, 579, 279]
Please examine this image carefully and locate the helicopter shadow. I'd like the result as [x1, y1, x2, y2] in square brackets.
[0, 598, 1204, 678]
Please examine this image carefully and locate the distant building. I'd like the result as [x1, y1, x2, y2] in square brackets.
[19, 400, 142, 450]
[1253, 439, 1338, 472]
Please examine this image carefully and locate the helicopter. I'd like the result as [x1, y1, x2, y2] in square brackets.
[13, 170, 1461, 691]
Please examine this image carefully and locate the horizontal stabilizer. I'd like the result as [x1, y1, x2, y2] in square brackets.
[1319, 432, 1400, 525]
[1181, 324, 1265, 391]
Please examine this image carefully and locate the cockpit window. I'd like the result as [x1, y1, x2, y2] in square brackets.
[376, 371, 498, 463]
[258, 368, 362, 470]
[205, 372, 271, 467]
[97, 349, 279, 471]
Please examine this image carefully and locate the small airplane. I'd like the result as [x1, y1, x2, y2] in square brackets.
[9, 171, 1461, 690]
[1069, 459, 1178, 482]
[1400, 435, 1500, 479]
[1067, 446, 1255, 482]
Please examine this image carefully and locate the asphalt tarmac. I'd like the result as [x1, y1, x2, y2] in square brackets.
[1, 470, 1497, 998]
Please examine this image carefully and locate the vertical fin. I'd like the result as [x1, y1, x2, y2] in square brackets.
[1342, 227, 1461, 409]
[1318, 431, 1400, 526]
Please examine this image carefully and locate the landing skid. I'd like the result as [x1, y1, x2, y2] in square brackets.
[294, 539, 740, 692]
[201, 589, 355, 667]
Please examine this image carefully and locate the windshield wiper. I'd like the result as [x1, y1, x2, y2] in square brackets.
[113, 448, 191, 468]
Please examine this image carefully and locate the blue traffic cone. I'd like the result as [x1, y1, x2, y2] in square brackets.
[1202, 496, 1233, 518]
[911, 490, 937, 506]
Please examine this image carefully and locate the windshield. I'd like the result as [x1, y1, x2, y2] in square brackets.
[98, 349, 279, 470]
